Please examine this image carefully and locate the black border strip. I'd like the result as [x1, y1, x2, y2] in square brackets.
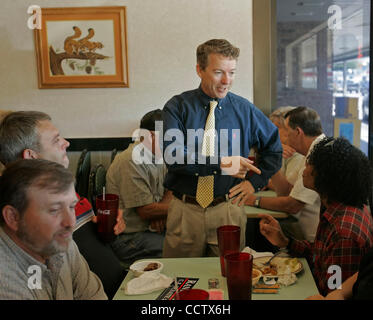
[66, 137, 132, 152]
[369, 0, 373, 164]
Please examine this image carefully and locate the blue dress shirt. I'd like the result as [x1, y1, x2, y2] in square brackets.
[162, 86, 282, 197]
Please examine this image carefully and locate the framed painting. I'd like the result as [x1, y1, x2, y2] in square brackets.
[34, 6, 129, 88]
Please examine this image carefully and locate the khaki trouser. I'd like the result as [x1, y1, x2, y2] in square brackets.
[162, 196, 247, 258]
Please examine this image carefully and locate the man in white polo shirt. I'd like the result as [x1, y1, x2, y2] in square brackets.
[244, 106, 325, 242]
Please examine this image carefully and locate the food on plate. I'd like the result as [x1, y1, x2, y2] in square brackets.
[253, 256, 302, 275]
[285, 258, 299, 268]
[277, 272, 297, 286]
[251, 268, 262, 286]
[144, 262, 159, 271]
[271, 257, 300, 274]
[262, 266, 277, 276]
[252, 268, 261, 277]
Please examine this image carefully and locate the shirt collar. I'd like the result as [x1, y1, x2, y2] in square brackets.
[197, 85, 228, 109]
[132, 140, 156, 163]
[306, 133, 326, 158]
[322, 201, 344, 223]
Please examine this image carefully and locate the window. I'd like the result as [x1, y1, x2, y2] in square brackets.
[276, 0, 370, 155]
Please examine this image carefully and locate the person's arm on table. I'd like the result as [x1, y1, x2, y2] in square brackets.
[269, 170, 293, 196]
[244, 194, 305, 215]
[306, 272, 358, 300]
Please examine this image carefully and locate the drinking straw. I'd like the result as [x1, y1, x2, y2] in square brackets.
[103, 186, 105, 200]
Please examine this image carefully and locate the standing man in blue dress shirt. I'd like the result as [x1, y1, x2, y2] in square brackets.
[162, 39, 282, 257]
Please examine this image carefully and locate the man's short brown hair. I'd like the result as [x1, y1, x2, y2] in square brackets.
[284, 106, 323, 137]
[196, 39, 240, 70]
[0, 159, 74, 225]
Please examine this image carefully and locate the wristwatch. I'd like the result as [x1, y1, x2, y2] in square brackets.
[254, 196, 261, 208]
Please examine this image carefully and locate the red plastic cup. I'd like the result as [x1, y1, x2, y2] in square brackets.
[175, 289, 209, 300]
[225, 252, 253, 300]
[217, 225, 241, 277]
[96, 193, 119, 243]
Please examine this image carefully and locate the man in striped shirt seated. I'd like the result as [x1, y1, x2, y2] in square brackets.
[0, 111, 126, 299]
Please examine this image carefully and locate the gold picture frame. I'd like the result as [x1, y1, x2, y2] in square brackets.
[34, 6, 129, 88]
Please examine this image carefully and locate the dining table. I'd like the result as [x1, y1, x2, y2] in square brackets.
[245, 190, 288, 219]
[113, 256, 319, 300]
[244, 190, 291, 251]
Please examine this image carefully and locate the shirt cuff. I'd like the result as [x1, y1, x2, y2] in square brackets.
[247, 173, 266, 192]
[286, 237, 294, 250]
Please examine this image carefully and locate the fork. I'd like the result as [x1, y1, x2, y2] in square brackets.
[262, 249, 288, 266]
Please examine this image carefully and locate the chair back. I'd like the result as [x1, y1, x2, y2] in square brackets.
[111, 148, 118, 163]
[75, 149, 91, 198]
[88, 163, 106, 211]
[95, 164, 107, 198]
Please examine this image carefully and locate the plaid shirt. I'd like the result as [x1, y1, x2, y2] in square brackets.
[289, 202, 373, 296]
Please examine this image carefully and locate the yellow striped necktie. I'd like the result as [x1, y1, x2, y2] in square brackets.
[196, 100, 218, 208]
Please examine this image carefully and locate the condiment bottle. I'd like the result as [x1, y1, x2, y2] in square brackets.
[208, 278, 224, 300]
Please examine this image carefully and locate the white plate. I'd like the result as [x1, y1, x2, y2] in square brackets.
[253, 256, 303, 276]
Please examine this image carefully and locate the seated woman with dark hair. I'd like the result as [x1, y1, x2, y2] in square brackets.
[258, 137, 373, 296]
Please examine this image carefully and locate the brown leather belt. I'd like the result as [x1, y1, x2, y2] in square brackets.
[173, 191, 228, 208]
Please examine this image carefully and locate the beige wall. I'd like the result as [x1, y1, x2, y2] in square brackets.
[0, 0, 254, 139]
[253, 0, 276, 116]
